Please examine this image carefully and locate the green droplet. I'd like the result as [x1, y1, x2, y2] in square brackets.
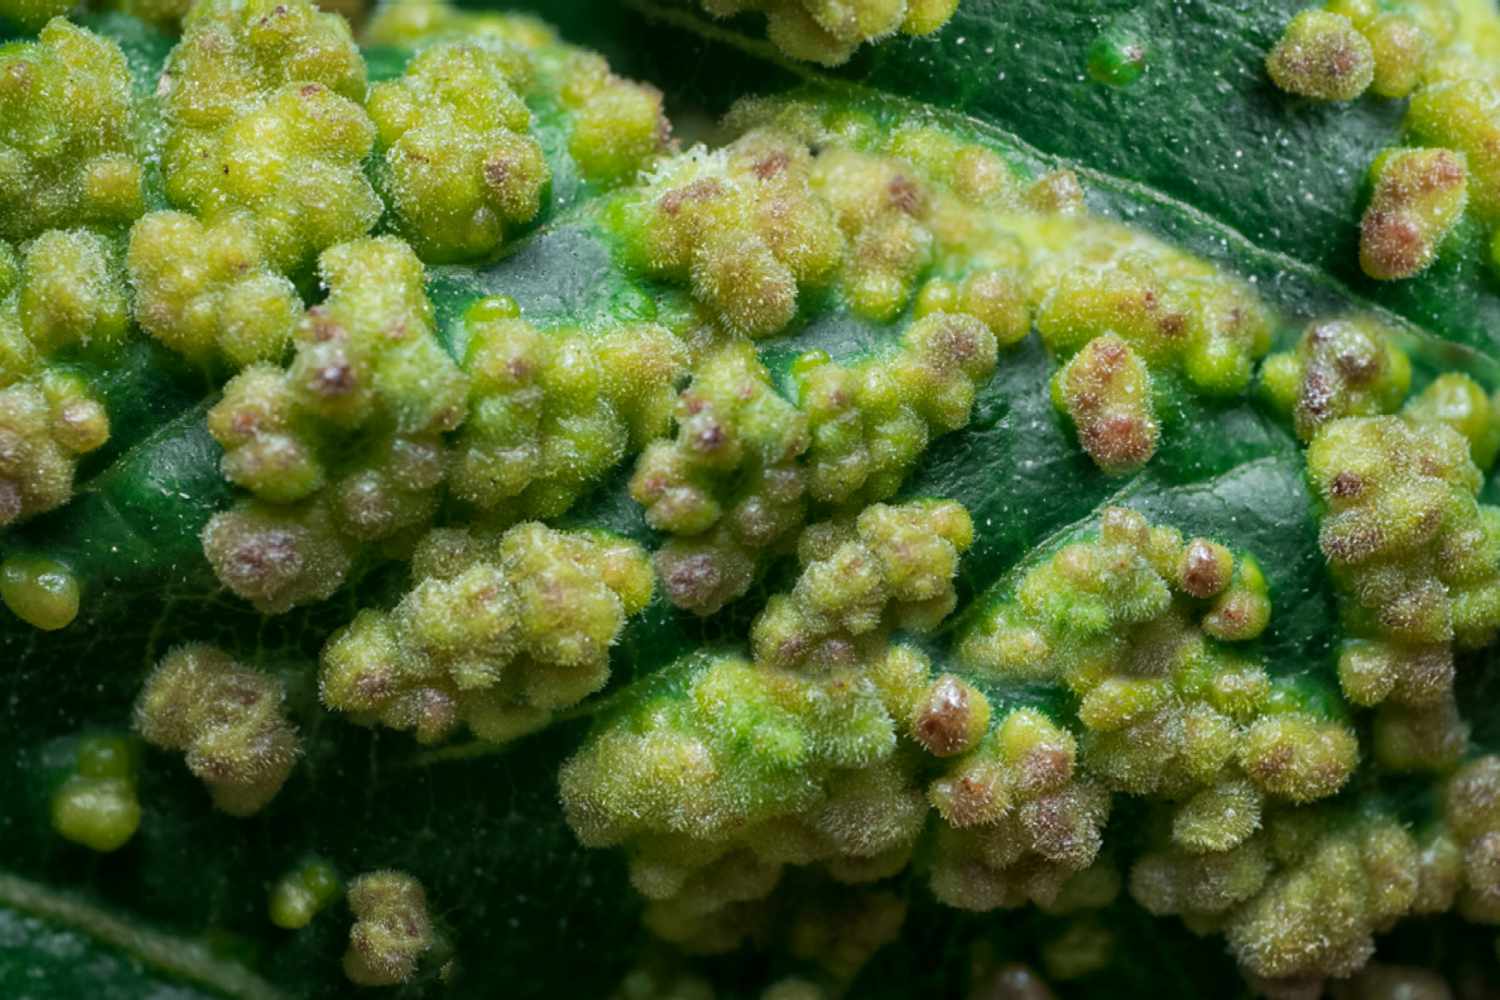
[1087, 28, 1148, 87]
[1, 554, 80, 630]
[791, 349, 832, 377]
[465, 295, 521, 324]
[50, 776, 140, 853]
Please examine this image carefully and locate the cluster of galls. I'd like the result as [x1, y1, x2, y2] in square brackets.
[1261, 317, 1413, 443]
[0, 18, 144, 239]
[452, 298, 687, 522]
[319, 522, 653, 743]
[0, 232, 117, 533]
[133, 643, 301, 816]
[636, 318, 996, 616]
[367, 38, 548, 262]
[1267, 3, 1500, 280]
[1031, 231, 1273, 475]
[631, 343, 811, 615]
[362, 1, 669, 188]
[343, 870, 435, 987]
[1134, 805, 1457, 990]
[1307, 415, 1500, 771]
[159, 0, 376, 276]
[559, 500, 973, 955]
[960, 508, 1358, 851]
[614, 109, 1031, 337]
[203, 237, 465, 612]
[925, 707, 1116, 914]
[697, 0, 959, 66]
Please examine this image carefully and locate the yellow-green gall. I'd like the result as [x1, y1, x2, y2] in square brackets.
[1403, 372, 1500, 470]
[1406, 78, 1500, 224]
[1172, 779, 1264, 854]
[619, 131, 842, 336]
[559, 54, 669, 185]
[368, 40, 549, 262]
[1051, 333, 1158, 475]
[1360, 148, 1468, 281]
[209, 365, 326, 504]
[134, 643, 302, 816]
[269, 858, 341, 930]
[1238, 712, 1359, 803]
[0, 377, 110, 527]
[201, 499, 356, 614]
[127, 212, 300, 367]
[319, 523, 653, 743]
[19, 229, 130, 355]
[1308, 416, 1500, 649]
[633, 344, 809, 614]
[291, 236, 467, 436]
[797, 312, 998, 506]
[1, 554, 79, 630]
[1336, 638, 1453, 708]
[910, 674, 990, 757]
[1260, 317, 1412, 441]
[1362, 14, 1435, 99]
[1372, 695, 1469, 772]
[452, 314, 686, 520]
[0, 19, 144, 240]
[343, 870, 433, 987]
[751, 499, 973, 671]
[1267, 11, 1375, 102]
[161, 0, 377, 274]
[49, 734, 140, 853]
[1226, 817, 1420, 980]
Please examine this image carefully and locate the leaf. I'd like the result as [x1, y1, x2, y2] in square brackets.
[6, 3, 1500, 998]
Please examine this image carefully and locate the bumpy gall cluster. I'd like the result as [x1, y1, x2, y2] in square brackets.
[632, 343, 809, 614]
[962, 507, 1356, 835]
[159, 0, 377, 275]
[796, 312, 998, 505]
[0, 19, 144, 240]
[1261, 317, 1412, 442]
[134, 643, 301, 816]
[320, 522, 653, 743]
[343, 870, 434, 987]
[452, 301, 687, 521]
[203, 237, 466, 611]
[0, 233, 117, 531]
[126, 211, 301, 367]
[562, 500, 975, 952]
[1308, 416, 1500, 768]
[367, 40, 547, 263]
